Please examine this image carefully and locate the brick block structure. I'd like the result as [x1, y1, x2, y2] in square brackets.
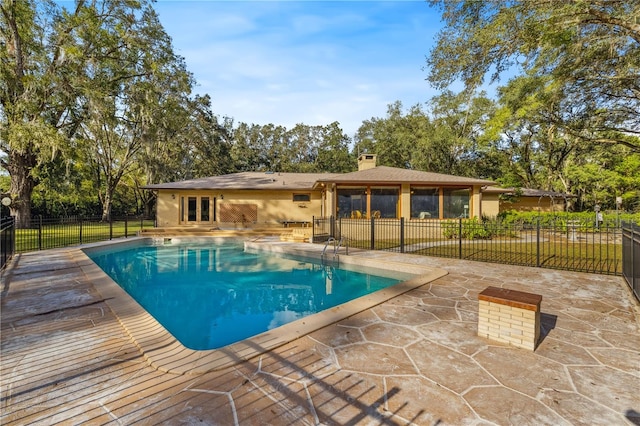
[478, 286, 542, 351]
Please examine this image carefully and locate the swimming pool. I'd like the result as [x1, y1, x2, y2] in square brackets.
[88, 239, 407, 350]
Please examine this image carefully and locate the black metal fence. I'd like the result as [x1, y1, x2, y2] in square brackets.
[313, 216, 624, 276]
[1, 216, 15, 271]
[622, 222, 640, 302]
[13, 215, 155, 253]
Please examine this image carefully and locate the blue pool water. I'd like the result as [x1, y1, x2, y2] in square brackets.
[88, 240, 403, 350]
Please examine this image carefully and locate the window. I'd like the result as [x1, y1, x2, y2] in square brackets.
[443, 188, 470, 218]
[201, 198, 210, 221]
[293, 193, 311, 202]
[187, 197, 197, 221]
[411, 187, 439, 219]
[337, 188, 367, 218]
[370, 187, 399, 218]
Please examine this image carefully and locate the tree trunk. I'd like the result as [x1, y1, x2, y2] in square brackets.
[101, 192, 112, 222]
[7, 150, 38, 228]
[143, 192, 156, 219]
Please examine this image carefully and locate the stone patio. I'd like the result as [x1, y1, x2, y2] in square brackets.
[1, 239, 639, 425]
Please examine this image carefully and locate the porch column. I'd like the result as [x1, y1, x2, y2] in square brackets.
[401, 184, 411, 219]
[472, 185, 482, 218]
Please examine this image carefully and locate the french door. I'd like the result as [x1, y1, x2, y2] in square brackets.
[180, 196, 214, 224]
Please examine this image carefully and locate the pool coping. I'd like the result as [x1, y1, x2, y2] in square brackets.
[75, 236, 448, 375]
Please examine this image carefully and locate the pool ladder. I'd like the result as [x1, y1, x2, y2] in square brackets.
[322, 237, 347, 262]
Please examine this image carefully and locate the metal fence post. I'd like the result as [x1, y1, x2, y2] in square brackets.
[536, 217, 541, 267]
[370, 217, 375, 251]
[333, 216, 337, 239]
[38, 215, 43, 250]
[400, 217, 405, 253]
[109, 216, 113, 240]
[458, 218, 462, 259]
[9, 217, 15, 265]
[79, 217, 83, 245]
[125, 216, 128, 238]
[613, 225, 618, 275]
[632, 224, 637, 300]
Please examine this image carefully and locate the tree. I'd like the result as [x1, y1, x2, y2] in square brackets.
[1, 0, 189, 225]
[283, 122, 353, 173]
[420, 90, 497, 177]
[427, 0, 640, 152]
[354, 101, 421, 169]
[284, 123, 321, 172]
[482, 75, 581, 190]
[564, 145, 640, 211]
[178, 97, 235, 180]
[315, 122, 355, 173]
[354, 97, 497, 178]
[1, 0, 75, 226]
[227, 121, 353, 174]
[230, 122, 277, 172]
[74, 5, 192, 221]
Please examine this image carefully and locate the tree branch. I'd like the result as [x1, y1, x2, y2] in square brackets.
[585, 7, 640, 44]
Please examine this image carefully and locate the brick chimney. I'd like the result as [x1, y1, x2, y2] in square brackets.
[357, 153, 377, 171]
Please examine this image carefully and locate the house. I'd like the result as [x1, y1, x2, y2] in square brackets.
[482, 187, 575, 213]
[144, 154, 498, 228]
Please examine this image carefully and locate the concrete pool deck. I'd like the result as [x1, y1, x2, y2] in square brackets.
[1, 238, 639, 425]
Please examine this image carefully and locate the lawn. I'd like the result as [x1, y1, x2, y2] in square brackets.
[15, 219, 623, 276]
[15, 218, 155, 252]
[342, 236, 622, 275]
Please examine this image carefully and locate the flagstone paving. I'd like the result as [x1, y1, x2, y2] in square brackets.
[1, 239, 639, 425]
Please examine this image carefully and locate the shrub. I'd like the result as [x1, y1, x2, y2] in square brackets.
[442, 217, 496, 240]
[497, 210, 640, 229]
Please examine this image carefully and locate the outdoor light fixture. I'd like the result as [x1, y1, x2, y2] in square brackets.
[1, 196, 10, 220]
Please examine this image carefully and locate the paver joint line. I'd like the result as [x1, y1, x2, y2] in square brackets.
[2, 240, 639, 425]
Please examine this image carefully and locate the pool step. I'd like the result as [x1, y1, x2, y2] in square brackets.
[279, 227, 311, 242]
[139, 227, 300, 239]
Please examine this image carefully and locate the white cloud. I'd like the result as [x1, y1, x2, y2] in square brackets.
[156, 1, 443, 136]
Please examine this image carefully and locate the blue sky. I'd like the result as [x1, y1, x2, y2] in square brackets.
[154, 1, 449, 136]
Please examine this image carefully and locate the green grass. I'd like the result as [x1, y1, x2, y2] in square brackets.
[17, 219, 623, 276]
[341, 235, 622, 275]
[412, 241, 622, 275]
[16, 219, 155, 252]
[345, 238, 446, 251]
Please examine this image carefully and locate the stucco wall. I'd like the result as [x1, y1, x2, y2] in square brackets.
[500, 197, 567, 213]
[218, 190, 322, 226]
[154, 185, 495, 227]
[481, 193, 501, 218]
[156, 191, 182, 227]
[155, 189, 323, 227]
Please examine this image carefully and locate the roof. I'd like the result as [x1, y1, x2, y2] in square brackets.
[481, 187, 512, 194]
[317, 166, 495, 186]
[519, 188, 576, 198]
[143, 172, 340, 191]
[483, 187, 575, 198]
[144, 166, 496, 191]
